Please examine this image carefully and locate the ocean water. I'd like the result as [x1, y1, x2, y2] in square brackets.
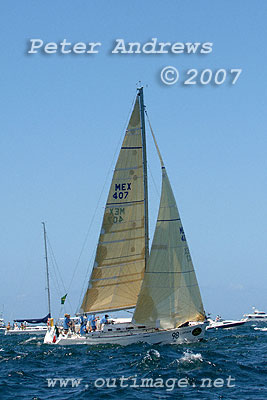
[0, 323, 266, 399]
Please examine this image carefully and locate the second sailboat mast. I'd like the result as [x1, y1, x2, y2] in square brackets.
[42, 222, 51, 316]
[138, 87, 149, 269]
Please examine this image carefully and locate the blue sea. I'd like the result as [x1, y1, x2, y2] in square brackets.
[0, 323, 266, 399]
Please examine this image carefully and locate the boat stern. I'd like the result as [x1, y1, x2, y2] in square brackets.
[44, 327, 57, 344]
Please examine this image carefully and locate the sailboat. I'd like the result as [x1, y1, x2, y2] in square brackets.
[5, 223, 51, 336]
[44, 87, 207, 345]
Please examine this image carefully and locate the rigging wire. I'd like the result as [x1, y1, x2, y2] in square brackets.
[145, 109, 165, 168]
[75, 246, 97, 314]
[46, 236, 73, 315]
[47, 237, 67, 293]
[46, 240, 71, 320]
[148, 163, 161, 199]
[145, 108, 162, 198]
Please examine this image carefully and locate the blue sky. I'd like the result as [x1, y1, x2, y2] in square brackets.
[0, 1, 266, 322]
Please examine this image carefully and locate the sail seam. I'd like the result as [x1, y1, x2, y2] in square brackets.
[121, 146, 142, 149]
[103, 253, 143, 261]
[92, 278, 142, 286]
[83, 306, 136, 314]
[113, 177, 142, 182]
[98, 259, 144, 269]
[152, 244, 190, 249]
[99, 235, 145, 245]
[126, 128, 141, 132]
[145, 270, 195, 274]
[143, 283, 200, 289]
[159, 205, 177, 209]
[157, 218, 180, 222]
[106, 199, 144, 206]
[104, 217, 144, 224]
[92, 273, 141, 282]
[102, 228, 143, 235]
[104, 226, 144, 235]
[115, 166, 141, 171]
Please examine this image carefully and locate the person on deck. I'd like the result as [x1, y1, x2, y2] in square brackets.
[63, 313, 71, 334]
[90, 315, 97, 332]
[79, 315, 87, 335]
[86, 314, 94, 331]
[100, 315, 109, 329]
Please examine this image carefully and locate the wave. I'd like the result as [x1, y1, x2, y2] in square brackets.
[179, 350, 203, 363]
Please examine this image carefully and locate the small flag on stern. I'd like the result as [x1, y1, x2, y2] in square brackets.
[61, 294, 67, 304]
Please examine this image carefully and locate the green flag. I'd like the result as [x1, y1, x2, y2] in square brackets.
[61, 294, 67, 305]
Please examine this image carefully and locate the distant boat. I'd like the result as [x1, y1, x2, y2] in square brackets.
[206, 316, 246, 330]
[5, 315, 50, 336]
[0, 306, 5, 333]
[243, 307, 267, 322]
[0, 319, 5, 334]
[5, 223, 51, 336]
[45, 87, 207, 346]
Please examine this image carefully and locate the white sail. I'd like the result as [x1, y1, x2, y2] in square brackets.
[80, 97, 146, 314]
[133, 141, 205, 329]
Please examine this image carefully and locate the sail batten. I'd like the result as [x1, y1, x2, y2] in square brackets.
[80, 95, 146, 314]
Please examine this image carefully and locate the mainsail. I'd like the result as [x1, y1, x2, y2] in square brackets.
[133, 128, 205, 329]
[14, 314, 51, 324]
[80, 96, 146, 314]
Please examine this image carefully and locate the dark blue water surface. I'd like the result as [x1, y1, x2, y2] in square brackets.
[0, 323, 266, 399]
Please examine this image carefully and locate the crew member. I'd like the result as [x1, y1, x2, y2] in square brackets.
[63, 313, 71, 334]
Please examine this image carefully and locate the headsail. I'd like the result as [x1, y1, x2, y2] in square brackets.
[80, 96, 146, 314]
[133, 124, 205, 329]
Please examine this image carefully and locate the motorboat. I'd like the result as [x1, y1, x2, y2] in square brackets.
[206, 316, 246, 330]
[243, 307, 267, 322]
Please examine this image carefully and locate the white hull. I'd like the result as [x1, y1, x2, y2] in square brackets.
[44, 322, 206, 346]
[206, 319, 245, 330]
[244, 316, 267, 322]
[5, 326, 47, 336]
[243, 308, 267, 322]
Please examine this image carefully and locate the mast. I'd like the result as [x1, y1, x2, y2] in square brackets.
[138, 87, 149, 269]
[42, 222, 51, 316]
